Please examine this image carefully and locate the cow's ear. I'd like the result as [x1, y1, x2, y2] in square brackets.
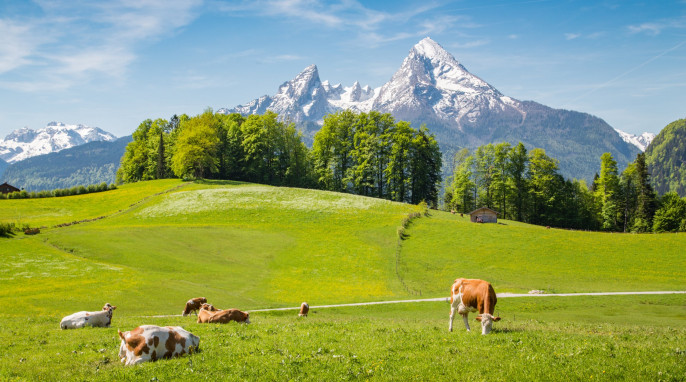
[494, 316, 501, 321]
[118, 330, 125, 340]
[475, 316, 482, 322]
[112, 306, 117, 310]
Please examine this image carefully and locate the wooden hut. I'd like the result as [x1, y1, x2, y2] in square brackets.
[0, 182, 20, 194]
[468, 207, 499, 223]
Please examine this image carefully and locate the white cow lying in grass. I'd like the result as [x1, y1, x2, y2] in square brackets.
[118, 325, 200, 365]
[60, 303, 117, 329]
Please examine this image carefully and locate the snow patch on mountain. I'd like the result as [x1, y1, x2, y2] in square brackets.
[0, 122, 117, 163]
[614, 129, 655, 152]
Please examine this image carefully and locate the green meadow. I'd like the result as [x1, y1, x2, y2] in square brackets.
[0, 179, 684, 381]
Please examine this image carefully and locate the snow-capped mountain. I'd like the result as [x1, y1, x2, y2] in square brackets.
[614, 129, 655, 152]
[218, 64, 378, 122]
[0, 122, 116, 163]
[220, 37, 639, 181]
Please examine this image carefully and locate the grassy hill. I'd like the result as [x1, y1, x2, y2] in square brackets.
[0, 179, 684, 380]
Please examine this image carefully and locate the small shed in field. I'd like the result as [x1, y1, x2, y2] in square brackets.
[468, 207, 499, 223]
[0, 182, 20, 194]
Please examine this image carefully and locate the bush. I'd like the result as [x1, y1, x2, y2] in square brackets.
[0, 222, 15, 237]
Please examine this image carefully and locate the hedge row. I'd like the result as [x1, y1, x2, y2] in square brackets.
[0, 182, 117, 200]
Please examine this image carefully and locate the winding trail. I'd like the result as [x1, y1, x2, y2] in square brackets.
[142, 291, 685, 318]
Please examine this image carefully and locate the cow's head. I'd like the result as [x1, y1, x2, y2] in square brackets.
[199, 297, 207, 303]
[103, 303, 117, 311]
[243, 312, 251, 324]
[475, 313, 501, 335]
[200, 303, 218, 312]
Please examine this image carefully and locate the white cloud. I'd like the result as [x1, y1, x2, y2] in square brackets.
[217, 0, 451, 47]
[258, 54, 307, 63]
[0, 0, 203, 91]
[564, 33, 581, 40]
[451, 39, 490, 49]
[628, 23, 663, 36]
[628, 16, 686, 36]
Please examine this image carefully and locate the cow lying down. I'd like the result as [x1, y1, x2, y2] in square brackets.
[197, 305, 250, 324]
[60, 303, 117, 329]
[118, 325, 200, 366]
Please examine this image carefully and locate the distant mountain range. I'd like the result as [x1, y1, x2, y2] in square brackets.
[220, 37, 645, 181]
[0, 136, 131, 191]
[0, 122, 116, 164]
[614, 129, 655, 152]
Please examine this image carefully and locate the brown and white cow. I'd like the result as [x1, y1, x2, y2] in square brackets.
[197, 307, 250, 324]
[298, 302, 309, 317]
[118, 325, 200, 366]
[60, 304, 117, 329]
[182, 297, 207, 316]
[200, 303, 218, 312]
[449, 278, 501, 335]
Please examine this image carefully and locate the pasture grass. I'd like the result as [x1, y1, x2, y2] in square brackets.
[0, 179, 187, 228]
[0, 295, 683, 381]
[399, 210, 686, 294]
[1, 179, 685, 380]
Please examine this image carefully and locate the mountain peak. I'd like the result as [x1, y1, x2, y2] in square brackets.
[412, 37, 455, 63]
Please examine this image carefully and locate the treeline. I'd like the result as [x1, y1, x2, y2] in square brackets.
[444, 142, 686, 232]
[117, 109, 443, 206]
[312, 110, 442, 205]
[0, 182, 116, 200]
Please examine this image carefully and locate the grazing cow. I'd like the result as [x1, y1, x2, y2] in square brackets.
[299, 302, 309, 317]
[118, 325, 199, 366]
[182, 297, 207, 316]
[197, 307, 250, 324]
[60, 304, 117, 329]
[449, 278, 501, 335]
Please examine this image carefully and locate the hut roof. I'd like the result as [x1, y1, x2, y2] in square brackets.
[468, 207, 499, 215]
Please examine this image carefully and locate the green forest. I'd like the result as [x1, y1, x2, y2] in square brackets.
[116, 109, 443, 206]
[645, 118, 686, 196]
[444, 142, 686, 232]
[117, 109, 686, 233]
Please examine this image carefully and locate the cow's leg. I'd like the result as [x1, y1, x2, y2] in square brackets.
[456, 302, 471, 331]
[449, 305, 456, 332]
[462, 313, 471, 332]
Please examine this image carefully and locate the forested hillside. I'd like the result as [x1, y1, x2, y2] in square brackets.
[1, 136, 131, 191]
[117, 109, 443, 206]
[0, 158, 7, 179]
[645, 118, 686, 196]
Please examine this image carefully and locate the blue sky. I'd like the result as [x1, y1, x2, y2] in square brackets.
[0, 0, 684, 138]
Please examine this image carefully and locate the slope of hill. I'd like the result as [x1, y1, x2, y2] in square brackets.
[220, 37, 640, 181]
[1, 179, 683, 315]
[645, 118, 686, 196]
[0, 135, 131, 191]
[0, 158, 6, 179]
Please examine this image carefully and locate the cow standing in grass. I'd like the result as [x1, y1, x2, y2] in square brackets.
[449, 278, 501, 335]
[182, 297, 207, 316]
[60, 304, 117, 329]
[299, 302, 309, 317]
